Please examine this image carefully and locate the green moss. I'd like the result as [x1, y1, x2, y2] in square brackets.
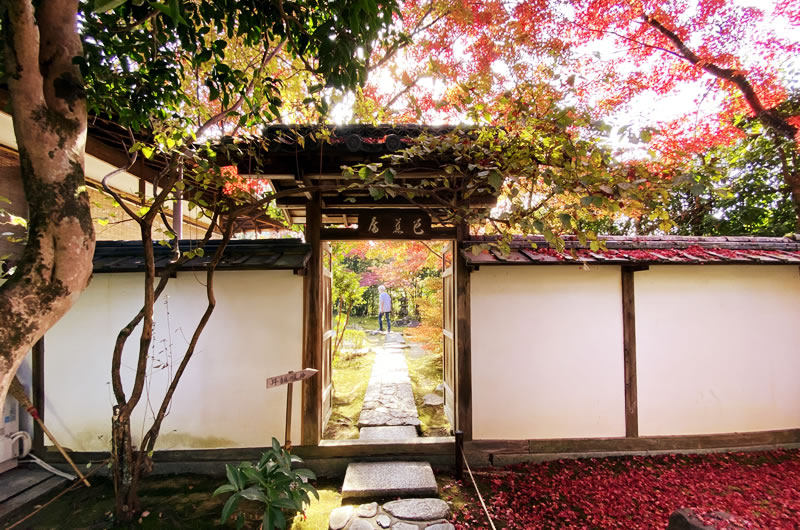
[30, 105, 80, 150]
[53, 71, 86, 109]
[290, 487, 342, 529]
[0, 151, 91, 357]
[406, 348, 450, 437]
[323, 346, 376, 440]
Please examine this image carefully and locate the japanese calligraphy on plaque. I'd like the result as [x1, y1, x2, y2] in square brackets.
[356, 211, 432, 239]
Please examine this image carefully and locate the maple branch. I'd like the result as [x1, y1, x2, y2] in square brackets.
[195, 41, 286, 139]
[384, 74, 426, 109]
[420, 241, 443, 259]
[568, 19, 684, 60]
[643, 15, 797, 141]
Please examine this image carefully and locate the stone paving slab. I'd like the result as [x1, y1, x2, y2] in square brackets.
[341, 462, 438, 499]
[329, 499, 453, 530]
[359, 426, 418, 441]
[358, 338, 421, 427]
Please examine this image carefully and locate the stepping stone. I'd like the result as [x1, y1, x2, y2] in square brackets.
[357, 502, 379, 518]
[349, 520, 374, 530]
[383, 498, 450, 521]
[341, 462, 438, 499]
[422, 394, 444, 406]
[329, 505, 354, 530]
[359, 426, 418, 441]
[376, 514, 392, 528]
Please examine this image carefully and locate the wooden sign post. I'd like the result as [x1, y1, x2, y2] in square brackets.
[266, 368, 318, 451]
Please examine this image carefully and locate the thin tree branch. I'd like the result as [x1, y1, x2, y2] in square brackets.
[643, 15, 797, 140]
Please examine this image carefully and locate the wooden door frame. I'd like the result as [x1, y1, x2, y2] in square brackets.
[301, 211, 472, 446]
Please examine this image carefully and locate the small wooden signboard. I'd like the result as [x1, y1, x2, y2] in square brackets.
[266, 368, 318, 450]
[266, 368, 318, 389]
[357, 211, 432, 239]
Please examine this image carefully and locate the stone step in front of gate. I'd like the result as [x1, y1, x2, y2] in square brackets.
[359, 425, 418, 441]
[328, 499, 453, 530]
[341, 461, 438, 499]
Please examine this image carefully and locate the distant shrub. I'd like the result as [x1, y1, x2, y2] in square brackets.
[342, 329, 366, 350]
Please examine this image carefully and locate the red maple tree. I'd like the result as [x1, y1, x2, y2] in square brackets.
[362, 0, 800, 226]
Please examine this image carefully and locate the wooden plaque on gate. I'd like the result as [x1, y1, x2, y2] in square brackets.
[356, 211, 432, 239]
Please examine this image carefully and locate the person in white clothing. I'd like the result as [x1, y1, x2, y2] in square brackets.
[378, 285, 392, 333]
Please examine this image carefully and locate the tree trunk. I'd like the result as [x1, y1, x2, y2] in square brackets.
[0, 1, 93, 406]
[111, 406, 141, 520]
[788, 169, 800, 233]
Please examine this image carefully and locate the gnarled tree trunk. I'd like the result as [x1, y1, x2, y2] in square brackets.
[0, 1, 93, 407]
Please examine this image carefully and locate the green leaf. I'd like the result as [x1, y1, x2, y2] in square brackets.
[213, 484, 236, 496]
[488, 171, 503, 190]
[270, 496, 300, 511]
[239, 486, 268, 503]
[293, 468, 316, 481]
[93, 0, 127, 13]
[220, 493, 240, 523]
[270, 506, 287, 529]
[225, 464, 244, 491]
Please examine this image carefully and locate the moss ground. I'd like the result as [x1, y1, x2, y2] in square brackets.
[323, 340, 377, 440]
[405, 347, 450, 437]
[2, 474, 346, 529]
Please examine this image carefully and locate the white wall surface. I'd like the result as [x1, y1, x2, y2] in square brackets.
[636, 265, 800, 436]
[471, 266, 625, 439]
[44, 270, 304, 451]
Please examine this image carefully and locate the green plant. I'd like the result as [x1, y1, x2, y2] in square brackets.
[342, 329, 366, 351]
[213, 438, 319, 529]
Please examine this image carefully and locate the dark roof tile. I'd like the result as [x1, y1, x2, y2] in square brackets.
[93, 239, 310, 273]
[462, 235, 800, 266]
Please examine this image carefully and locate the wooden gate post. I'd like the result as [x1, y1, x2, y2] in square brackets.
[455, 223, 473, 440]
[301, 193, 323, 445]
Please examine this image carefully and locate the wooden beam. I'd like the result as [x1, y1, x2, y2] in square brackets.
[621, 266, 639, 438]
[455, 224, 473, 440]
[301, 193, 323, 445]
[463, 428, 800, 455]
[277, 195, 497, 209]
[45, 427, 800, 467]
[320, 227, 458, 241]
[32, 338, 45, 456]
[45, 438, 455, 464]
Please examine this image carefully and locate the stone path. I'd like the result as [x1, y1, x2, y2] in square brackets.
[333, 332, 453, 530]
[358, 332, 420, 429]
[329, 499, 454, 530]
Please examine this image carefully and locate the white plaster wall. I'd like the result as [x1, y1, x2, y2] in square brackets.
[471, 266, 625, 439]
[44, 270, 304, 451]
[636, 265, 800, 436]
